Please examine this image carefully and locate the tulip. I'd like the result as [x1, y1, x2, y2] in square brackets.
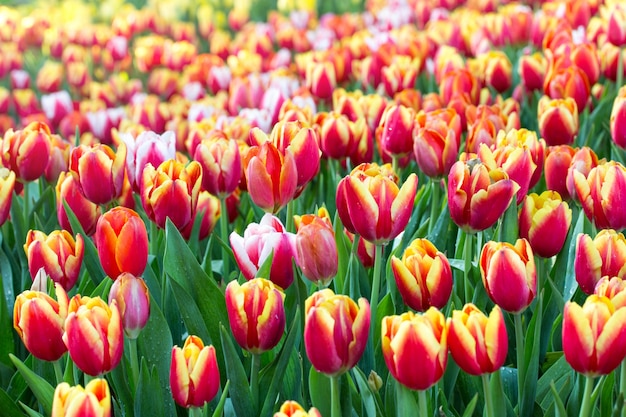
[94, 207, 148, 280]
[230, 214, 297, 288]
[244, 141, 297, 214]
[181, 190, 221, 241]
[447, 304, 508, 376]
[274, 400, 322, 417]
[544, 145, 576, 200]
[439, 68, 480, 105]
[170, 335, 220, 408]
[317, 112, 366, 161]
[482, 51, 513, 93]
[0, 167, 15, 227]
[391, 238, 452, 312]
[381, 308, 447, 391]
[13, 283, 69, 362]
[120, 130, 177, 191]
[480, 239, 537, 313]
[518, 52, 546, 92]
[304, 289, 370, 376]
[595, 276, 626, 309]
[336, 163, 417, 245]
[194, 136, 241, 198]
[63, 295, 124, 376]
[537, 96, 578, 146]
[2, 121, 52, 182]
[24, 230, 84, 291]
[563, 295, 626, 376]
[495, 127, 546, 189]
[447, 159, 519, 233]
[56, 172, 101, 236]
[413, 108, 461, 179]
[519, 191, 572, 258]
[381, 57, 420, 97]
[225, 278, 285, 354]
[141, 159, 202, 232]
[566, 146, 599, 203]
[306, 61, 336, 101]
[379, 104, 416, 158]
[45, 134, 71, 184]
[573, 161, 626, 230]
[544, 66, 590, 112]
[464, 105, 506, 153]
[608, 3, 626, 47]
[611, 86, 626, 149]
[575, 230, 626, 295]
[108, 272, 150, 339]
[51, 379, 111, 417]
[69, 143, 127, 206]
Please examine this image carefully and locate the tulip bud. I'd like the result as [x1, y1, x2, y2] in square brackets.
[379, 104, 416, 158]
[170, 335, 220, 408]
[274, 400, 322, 417]
[304, 289, 370, 377]
[447, 304, 507, 376]
[575, 230, 626, 295]
[63, 295, 124, 376]
[306, 61, 336, 101]
[336, 163, 418, 245]
[482, 51, 513, 93]
[24, 230, 84, 291]
[519, 191, 572, 258]
[544, 66, 590, 112]
[537, 95, 578, 146]
[518, 52, 546, 92]
[108, 272, 150, 339]
[194, 136, 242, 198]
[51, 379, 111, 417]
[544, 145, 576, 199]
[480, 239, 537, 313]
[317, 112, 365, 161]
[225, 278, 285, 354]
[2, 121, 52, 182]
[94, 207, 148, 280]
[391, 238, 452, 312]
[563, 295, 626, 376]
[294, 213, 338, 286]
[56, 172, 101, 236]
[413, 108, 461, 179]
[608, 4, 626, 47]
[381, 308, 447, 391]
[69, 143, 127, 205]
[0, 167, 15, 227]
[611, 86, 626, 149]
[13, 283, 69, 362]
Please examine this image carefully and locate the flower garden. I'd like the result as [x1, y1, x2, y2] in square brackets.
[2, 0, 626, 415]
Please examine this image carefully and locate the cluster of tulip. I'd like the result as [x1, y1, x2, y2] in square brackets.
[3, 0, 626, 416]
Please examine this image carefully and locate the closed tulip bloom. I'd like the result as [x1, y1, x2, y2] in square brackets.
[544, 145, 576, 199]
[194, 136, 241, 198]
[306, 61, 336, 101]
[69, 143, 127, 205]
[391, 238, 452, 312]
[2, 121, 52, 182]
[563, 295, 626, 376]
[413, 109, 461, 179]
[574, 161, 626, 230]
[611, 86, 626, 149]
[439, 68, 480, 105]
[566, 146, 599, 203]
[608, 3, 626, 47]
[336, 163, 418, 245]
[537, 96, 578, 146]
[595, 276, 626, 309]
[379, 104, 416, 158]
[381, 308, 447, 391]
[480, 239, 537, 313]
[94, 207, 148, 280]
[141, 159, 202, 231]
[108, 272, 150, 339]
[295, 214, 338, 286]
[230, 214, 297, 289]
[170, 335, 220, 408]
[544, 66, 590, 112]
[274, 400, 322, 417]
[63, 295, 124, 376]
[519, 191, 572, 258]
[51, 379, 111, 417]
[575, 230, 626, 295]
[244, 141, 297, 214]
[24, 230, 84, 291]
[447, 159, 519, 233]
[225, 278, 285, 354]
[13, 283, 69, 361]
[56, 172, 101, 236]
[0, 167, 16, 227]
[518, 52, 547, 92]
[483, 51, 513, 93]
[120, 130, 177, 191]
[304, 289, 370, 377]
[317, 112, 366, 161]
[447, 304, 508, 376]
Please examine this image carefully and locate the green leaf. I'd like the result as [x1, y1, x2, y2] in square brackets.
[0, 258, 14, 367]
[18, 404, 42, 417]
[521, 298, 543, 417]
[219, 325, 254, 417]
[563, 209, 585, 301]
[211, 380, 231, 417]
[549, 381, 568, 417]
[489, 370, 507, 417]
[135, 358, 165, 417]
[8, 354, 54, 416]
[351, 367, 377, 417]
[168, 278, 211, 343]
[0, 387, 26, 417]
[309, 367, 331, 417]
[163, 219, 228, 380]
[460, 394, 478, 417]
[255, 249, 274, 280]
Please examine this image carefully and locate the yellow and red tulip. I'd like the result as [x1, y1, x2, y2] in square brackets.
[595, 276, 626, 309]
[181, 190, 221, 241]
[519, 191, 572, 258]
[193, 135, 241, 198]
[304, 289, 370, 377]
[51, 379, 111, 417]
[379, 104, 416, 158]
[55, 172, 101, 236]
[2, 121, 52, 182]
[518, 52, 546, 92]
[537, 95, 579, 146]
[108, 272, 150, 339]
[225, 278, 285, 354]
[306, 60, 337, 101]
[447, 304, 508, 376]
[294, 213, 338, 286]
[0, 167, 15, 227]
[170, 335, 220, 408]
[381, 308, 447, 390]
[575, 230, 626, 294]
[63, 295, 123, 376]
[611, 85, 626, 149]
[480, 239, 537, 313]
[544, 145, 576, 199]
[273, 400, 322, 417]
[391, 238, 452, 312]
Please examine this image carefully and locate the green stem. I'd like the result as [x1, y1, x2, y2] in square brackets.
[53, 359, 64, 385]
[286, 198, 295, 233]
[514, 313, 526, 411]
[330, 375, 341, 417]
[621, 360, 626, 417]
[250, 353, 261, 411]
[220, 197, 230, 282]
[429, 179, 440, 234]
[392, 156, 399, 177]
[618, 48, 624, 91]
[463, 232, 473, 304]
[189, 406, 203, 417]
[396, 383, 414, 417]
[129, 338, 140, 393]
[580, 375, 595, 417]
[417, 389, 428, 417]
[482, 373, 495, 417]
[23, 181, 29, 225]
[370, 244, 384, 339]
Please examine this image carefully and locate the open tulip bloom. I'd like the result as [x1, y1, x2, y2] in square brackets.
[5, 1, 626, 417]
